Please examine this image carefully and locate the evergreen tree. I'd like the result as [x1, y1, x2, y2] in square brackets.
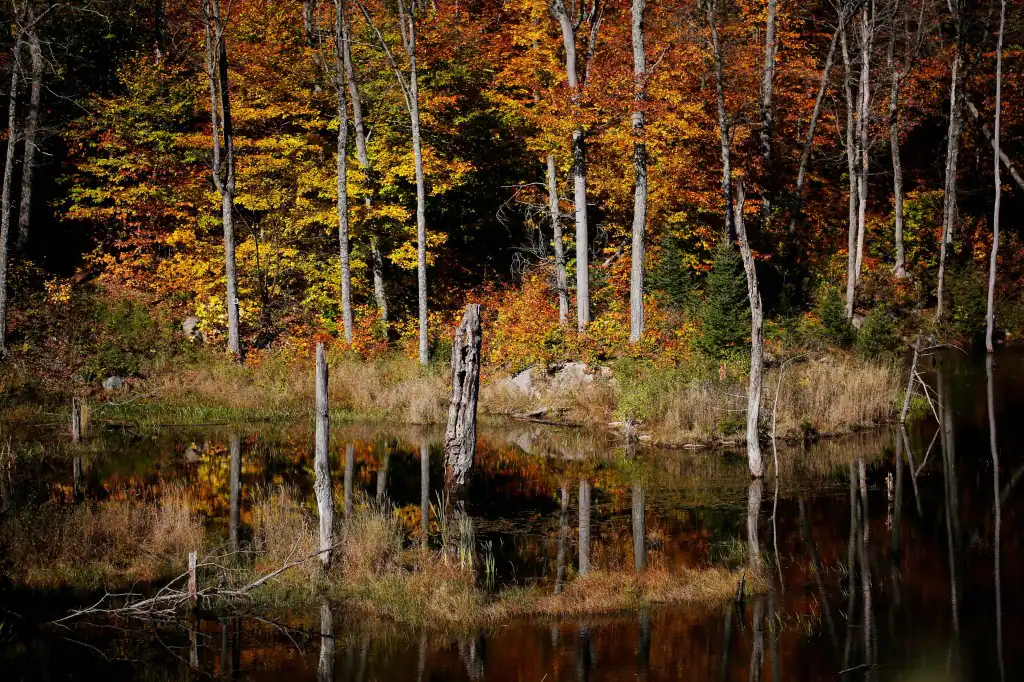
[696, 240, 750, 359]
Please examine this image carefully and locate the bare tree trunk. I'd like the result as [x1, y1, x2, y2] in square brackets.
[15, 17, 40, 252]
[791, 26, 839, 234]
[734, 181, 764, 478]
[314, 342, 335, 569]
[747, 478, 763, 567]
[342, 9, 388, 324]
[707, 0, 733, 240]
[578, 478, 591, 575]
[334, 1, 353, 343]
[841, 20, 859, 319]
[444, 304, 482, 488]
[550, 0, 600, 331]
[548, 154, 569, 324]
[936, 6, 965, 323]
[204, 0, 241, 357]
[759, 0, 777, 225]
[986, 0, 1005, 353]
[629, 0, 647, 343]
[398, 0, 430, 365]
[987, 354, 1005, 680]
[854, 3, 873, 283]
[304, 0, 316, 46]
[0, 46, 21, 359]
[965, 98, 1024, 192]
[889, 63, 906, 276]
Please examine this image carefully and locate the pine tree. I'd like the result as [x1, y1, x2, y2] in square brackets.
[696, 240, 750, 359]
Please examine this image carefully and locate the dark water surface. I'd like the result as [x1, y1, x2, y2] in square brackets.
[2, 348, 1024, 681]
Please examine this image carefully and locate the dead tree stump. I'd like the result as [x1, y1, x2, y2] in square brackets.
[444, 304, 482, 489]
[314, 342, 335, 570]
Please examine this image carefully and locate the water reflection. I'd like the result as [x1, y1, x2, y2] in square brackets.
[2, 349, 1024, 681]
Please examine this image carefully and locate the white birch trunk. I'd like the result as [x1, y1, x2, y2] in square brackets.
[936, 7, 964, 323]
[629, 0, 647, 344]
[759, 0, 777, 224]
[15, 17, 40, 252]
[841, 21, 859, 319]
[0, 45, 20, 358]
[854, 3, 872, 284]
[548, 153, 569, 325]
[734, 181, 764, 478]
[986, 0, 1005, 353]
[707, 0, 734, 240]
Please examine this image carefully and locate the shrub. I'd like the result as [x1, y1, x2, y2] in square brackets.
[855, 306, 901, 359]
[816, 286, 853, 347]
[695, 240, 750, 359]
[946, 265, 987, 342]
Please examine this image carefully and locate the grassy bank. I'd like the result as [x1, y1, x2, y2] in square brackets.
[47, 346, 904, 446]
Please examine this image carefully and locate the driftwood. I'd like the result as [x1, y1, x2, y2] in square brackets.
[444, 304, 482, 488]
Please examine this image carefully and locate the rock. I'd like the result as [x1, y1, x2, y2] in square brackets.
[548, 361, 594, 392]
[851, 314, 865, 331]
[503, 366, 540, 398]
[182, 316, 205, 343]
[102, 376, 124, 391]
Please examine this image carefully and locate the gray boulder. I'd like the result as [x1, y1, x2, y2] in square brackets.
[102, 376, 124, 391]
[182, 316, 205, 343]
[548, 361, 595, 393]
[504, 366, 540, 397]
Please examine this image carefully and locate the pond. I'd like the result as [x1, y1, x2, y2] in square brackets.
[2, 347, 1023, 681]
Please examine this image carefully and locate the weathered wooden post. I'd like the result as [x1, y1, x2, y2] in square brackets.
[314, 342, 335, 570]
[444, 304, 482, 489]
[188, 550, 198, 607]
[71, 398, 85, 443]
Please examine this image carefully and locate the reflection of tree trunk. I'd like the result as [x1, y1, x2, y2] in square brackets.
[417, 629, 428, 682]
[749, 599, 764, 682]
[939, 367, 960, 646]
[843, 462, 858, 669]
[637, 608, 651, 681]
[459, 632, 485, 680]
[747, 479, 763, 570]
[720, 607, 733, 682]
[632, 483, 646, 573]
[376, 445, 389, 500]
[555, 485, 569, 594]
[578, 478, 591, 575]
[356, 634, 370, 682]
[229, 434, 241, 551]
[798, 498, 838, 652]
[421, 440, 430, 546]
[344, 443, 354, 520]
[891, 430, 904, 612]
[899, 426, 923, 516]
[73, 457, 83, 504]
[987, 355, 1004, 681]
[858, 459, 874, 676]
[575, 625, 591, 682]
[318, 603, 335, 682]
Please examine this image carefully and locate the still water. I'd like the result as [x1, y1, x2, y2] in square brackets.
[2, 348, 1023, 681]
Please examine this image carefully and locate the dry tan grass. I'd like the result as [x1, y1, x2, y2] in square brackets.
[1, 484, 204, 590]
[143, 351, 448, 423]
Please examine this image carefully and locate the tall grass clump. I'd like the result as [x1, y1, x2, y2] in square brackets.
[0, 484, 203, 590]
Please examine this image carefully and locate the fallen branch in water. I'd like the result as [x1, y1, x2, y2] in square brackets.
[50, 542, 344, 625]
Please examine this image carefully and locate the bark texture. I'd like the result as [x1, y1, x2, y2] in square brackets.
[548, 153, 569, 324]
[333, 0, 353, 343]
[936, 4, 965, 323]
[629, 0, 647, 343]
[444, 304, 482, 488]
[15, 14, 40, 252]
[0, 42, 21, 359]
[986, 0, 1005, 353]
[204, 0, 241, 357]
[707, 0, 733, 240]
[734, 181, 764, 478]
[758, 0, 777, 224]
[854, 3, 873, 283]
[841, 21, 859, 319]
[314, 342, 335, 569]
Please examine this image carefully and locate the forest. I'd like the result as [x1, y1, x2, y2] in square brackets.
[0, 1, 1021, 678]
